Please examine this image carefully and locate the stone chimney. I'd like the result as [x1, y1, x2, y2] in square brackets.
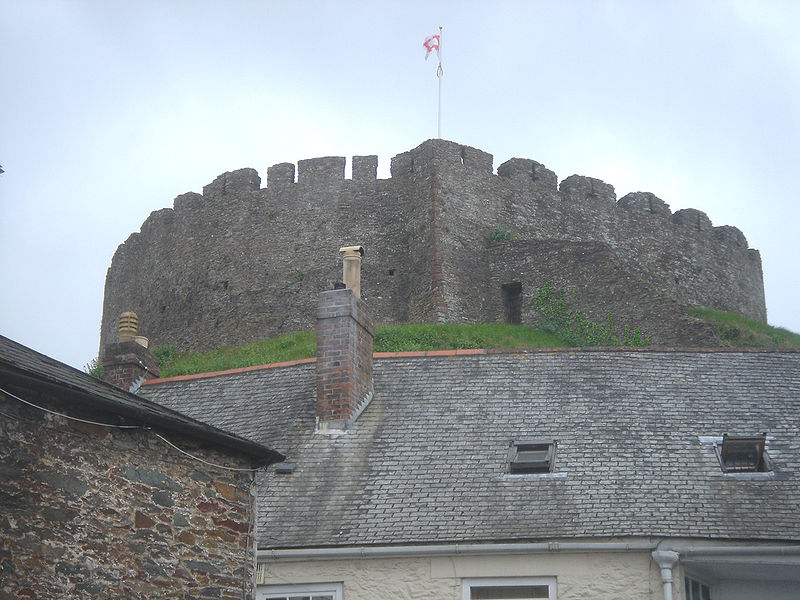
[102, 312, 161, 392]
[316, 248, 374, 431]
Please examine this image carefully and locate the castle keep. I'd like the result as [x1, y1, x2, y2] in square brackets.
[100, 139, 765, 351]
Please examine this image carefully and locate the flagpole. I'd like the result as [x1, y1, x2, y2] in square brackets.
[437, 25, 443, 139]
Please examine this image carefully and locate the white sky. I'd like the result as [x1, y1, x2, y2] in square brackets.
[1, 0, 798, 369]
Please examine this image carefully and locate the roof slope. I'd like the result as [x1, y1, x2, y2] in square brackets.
[0, 335, 281, 462]
[141, 349, 800, 548]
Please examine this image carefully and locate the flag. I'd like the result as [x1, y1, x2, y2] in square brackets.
[423, 34, 440, 61]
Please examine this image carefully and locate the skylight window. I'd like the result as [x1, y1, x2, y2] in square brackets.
[717, 433, 770, 473]
[509, 440, 554, 474]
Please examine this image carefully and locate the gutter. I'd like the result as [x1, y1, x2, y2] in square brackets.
[258, 541, 800, 563]
[676, 545, 800, 557]
[0, 367, 284, 465]
[257, 541, 657, 562]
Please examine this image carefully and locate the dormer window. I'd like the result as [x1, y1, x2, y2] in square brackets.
[509, 440, 554, 474]
[717, 433, 770, 473]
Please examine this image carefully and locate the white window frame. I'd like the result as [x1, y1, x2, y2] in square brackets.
[257, 582, 343, 600]
[462, 576, 557, 600]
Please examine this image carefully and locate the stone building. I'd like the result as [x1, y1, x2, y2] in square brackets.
[0, 335, 282, 599]
[100, 139, 765, 354]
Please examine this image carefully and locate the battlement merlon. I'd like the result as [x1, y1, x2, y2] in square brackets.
[617, 192, 671, 218]
[352, 155, 378, 181]
[390, 139, 494, 178]
[497, 158, 559, 191]
[202, 168, 260, 197]
[560, 175, 617, 203]
[267, 163, 295, 187]
[297, 156, 345, 183]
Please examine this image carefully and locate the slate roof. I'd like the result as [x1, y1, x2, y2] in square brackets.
[141, 349, 800, 549]
[0, 335, 281, 462]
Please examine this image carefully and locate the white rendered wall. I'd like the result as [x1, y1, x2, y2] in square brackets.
[258, 550, 670, 600]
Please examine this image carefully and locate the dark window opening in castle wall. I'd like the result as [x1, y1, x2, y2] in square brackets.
[502, 282, 522, 325]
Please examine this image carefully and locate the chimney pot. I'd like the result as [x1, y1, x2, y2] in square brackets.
[339, 245, 364, 298]
[118, 312, 139, 342]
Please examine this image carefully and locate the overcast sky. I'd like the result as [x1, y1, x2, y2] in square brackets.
[1, 0, 798, 370]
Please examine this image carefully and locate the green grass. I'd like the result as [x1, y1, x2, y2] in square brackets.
[687, 307, 800, 347]
[157, 331, 317, 377]
[373, 322, 565, 352]
[157, 323, 566, 377]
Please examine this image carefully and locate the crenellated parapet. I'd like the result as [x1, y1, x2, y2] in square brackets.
[99, 139, 766, 354]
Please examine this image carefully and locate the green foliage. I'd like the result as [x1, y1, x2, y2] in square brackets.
[296, 268, 305, 280]
[489, 226, 513, 244]
[152, 344, 176, 369]
[532, 282, 650, 347]
[688, 307, 800, 347]
[84, 356, 104, 380]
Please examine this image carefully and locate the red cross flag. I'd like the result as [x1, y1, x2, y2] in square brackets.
[423, 34, 440, 60]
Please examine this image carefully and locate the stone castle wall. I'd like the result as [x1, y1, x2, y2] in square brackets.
[100, 139, 765, 351]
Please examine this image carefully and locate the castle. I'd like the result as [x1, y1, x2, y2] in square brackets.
[100, 139, 765, 352]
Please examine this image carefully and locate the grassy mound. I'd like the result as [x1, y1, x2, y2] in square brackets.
[687, 307, 800, 348]
[149, 310, 798, 378]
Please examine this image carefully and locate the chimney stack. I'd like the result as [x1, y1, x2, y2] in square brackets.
[102, 312, 160, 392]
[316, 247, 374, 431]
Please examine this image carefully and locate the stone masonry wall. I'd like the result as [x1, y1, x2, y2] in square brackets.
[0, 387, 258, 600]
[100, 139, 766, 352]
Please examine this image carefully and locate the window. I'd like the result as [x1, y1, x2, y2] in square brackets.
[717, 433, 770, 473]
[684, 576, 711, 600]
[258, 583, 342, 600]
[509, 440, 555, 474]
[463, 577, 556, 600]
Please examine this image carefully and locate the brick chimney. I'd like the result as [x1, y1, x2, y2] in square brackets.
[102, 312, 160, 392]
[315, 254, 374, 431]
